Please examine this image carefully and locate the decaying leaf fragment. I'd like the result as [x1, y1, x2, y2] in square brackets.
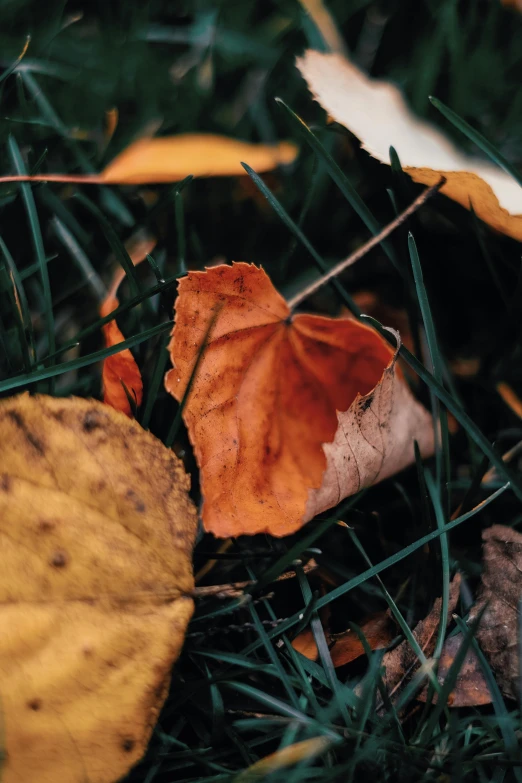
[417, 632, 492, 707]
[100, 232, 156, 416]
[469, 525, 522, 700]
[381, 574, 461, 702]
[297, 51, 522, 241]
[0, 394, 198, 783]
[166, 262, 433, 537]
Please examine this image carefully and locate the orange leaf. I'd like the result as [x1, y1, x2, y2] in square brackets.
[100, 135, 298, 184]
[100, 234, 156, 417]
[0, 135, 298, 186]
[297, 51, 522, 241]
[293, 611, 395, 666]
[165, 262, 434, 537]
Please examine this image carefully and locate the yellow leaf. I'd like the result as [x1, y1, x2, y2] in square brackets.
[0, 134, 298, 186]
[100, 134, 298, 184]
[297, 50, 522, 241]
[234, 736, 337, 782]
[0, 394, 198, 783]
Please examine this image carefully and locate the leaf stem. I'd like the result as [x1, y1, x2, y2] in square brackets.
[287, 180, 444, 312]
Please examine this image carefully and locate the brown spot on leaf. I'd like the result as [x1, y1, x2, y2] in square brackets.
[121, 738, 135, 753]
[50, 551, 68, 568]
[83, 409, 104, 432]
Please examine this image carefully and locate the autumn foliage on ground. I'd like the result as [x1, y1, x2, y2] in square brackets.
[1, 2, 522, 783]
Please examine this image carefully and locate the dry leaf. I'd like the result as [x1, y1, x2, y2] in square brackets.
[297, 50, 522, 241]
[165, 262, 433, 537]
[382, 574, 461, 701]
[293, 611, 395, 666]
[469, 525, 522, 700]
[0, 135, 298, 186]
[417, 632, 492, 707]
[100, 135, 298, 184]
[234, 736, 336, 782]
[0, 394, 198, 783]
[100, 232, 156, 416]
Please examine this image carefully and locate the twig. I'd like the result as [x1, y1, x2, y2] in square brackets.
[287, 179, 445, 312]
[191, 558, 318, 598]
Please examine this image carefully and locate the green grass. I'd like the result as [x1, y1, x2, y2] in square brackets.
[1, 1, 522, 781]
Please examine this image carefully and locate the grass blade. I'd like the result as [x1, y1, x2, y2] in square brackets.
[429, 96, 522, 188]
[276, 99, 398, 269]
[8, 135, 55, 385]
[0, 321, 172, 394]
[241, 162, 360, 315]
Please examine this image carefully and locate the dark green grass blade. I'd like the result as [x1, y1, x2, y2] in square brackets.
[414, 440, 434, 534]
[74, 193, 140, 298]
[243, 562, 322, 715]
[0, 321, 172, 393]
[249, 495, 363, 595]
[51, 217, 106, 299]
[175, 186, 187, 275]
[241, 163, 360, 315]
[361, 315, 522, 501]
[0, 36, 31, 85]
[21, 71, 134, 226]
[425, 471, 451, 663]
[8, 136, 55, 384]
[470, 205, 512, 314]
[247, 602, 301, 711]
[347, 528, 442, 696]
[140, 332, 171, 429]
[275, 99, 398, 270]
[408, 232, 451, 513]
[0, 235, 34, 369]
[222, 682, 336, 739]
[429, 96, 522, 188]
[413, 468, 452, 730]
[421, 608, 488, 744]
[37, 186, 91, 247]
[296, 567, 352, 727]
[42, 275, 179, 364]
[164, 306, 221, 448]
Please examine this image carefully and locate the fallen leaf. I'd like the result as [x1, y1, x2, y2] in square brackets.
[0, 135, 298, 186]
[496, 381, 522, 420]
[469, 525, 522, 700]
[382, 574, 461, 702]
[0, 394, 198, 783]
[417, 632, 492, 707]
[100, 232, 156, 416]
[234, 736, 337, 782]
[297, 51, 522, 241]
[293, 611, 396, 666]
[165, 262, 433, 537]
[100, 135, 298, 184]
